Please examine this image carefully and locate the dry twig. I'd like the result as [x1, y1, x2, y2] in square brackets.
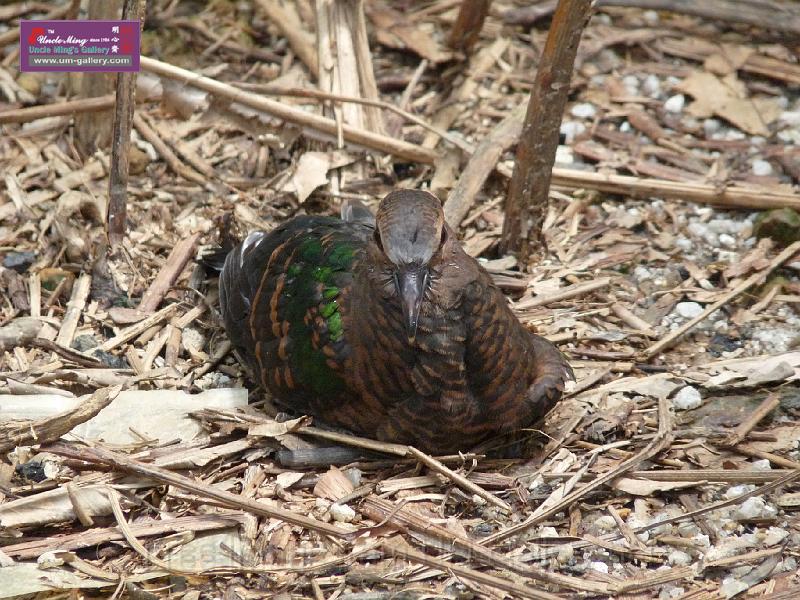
[106, 0, 142, 246]
[501, 0, 592, 260]
[140, 56, 436, 164]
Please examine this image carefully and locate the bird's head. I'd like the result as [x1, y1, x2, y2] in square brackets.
[373, 190, 447, 343]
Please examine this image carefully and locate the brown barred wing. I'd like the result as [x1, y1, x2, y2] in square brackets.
[463, 275, 572, 435]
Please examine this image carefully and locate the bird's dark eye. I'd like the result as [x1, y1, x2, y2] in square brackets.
[374, 229, 384, 251]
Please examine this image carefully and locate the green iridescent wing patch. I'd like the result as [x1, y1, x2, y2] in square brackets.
[277, 228, 358, 395]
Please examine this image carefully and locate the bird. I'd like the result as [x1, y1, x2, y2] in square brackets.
[218, 189, 573, 454]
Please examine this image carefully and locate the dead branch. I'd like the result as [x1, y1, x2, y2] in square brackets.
[0, 386, 121, 453]
[45, 443, 350, 538]
[500, 0, 593, 261]
[552, 168, 800, 211]
[448, 0, 492, 54]
[0, 94, 116, 124]
[106, 0, 142, 246]
[504, 0, 800, 36]
[131, 113, 206, 185]
[139, 56, 437, 164]
[382, 539, 561, 600]
[444, 104, 525, 229]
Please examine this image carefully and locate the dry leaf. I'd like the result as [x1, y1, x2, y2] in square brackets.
[367, 4, 453, 63]
[703, 45, 753, 76]
[702, 352, 800, 389]
[53, 191, 105, 260]
[748, 425, 800, 454]
[313, 466, 355, 501]
[248, 415, 309, 438]
[724, 238, 774, 279]
[678, 71, 781, 136]
[285, 151, 355, 202]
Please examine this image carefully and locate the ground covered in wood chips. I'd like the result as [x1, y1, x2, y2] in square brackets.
[2, 1, 800, 598]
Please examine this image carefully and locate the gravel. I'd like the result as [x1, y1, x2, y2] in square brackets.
[675, 302, 704, 319]
[752, 159, 773, 176]
[673, 386, 702, 410]
[664, 94, 685, 113]
[571, 103, 597, 119]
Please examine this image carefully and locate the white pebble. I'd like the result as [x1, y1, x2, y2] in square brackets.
[676, 302, 704, 319]
[571, 103, 597, 119]
[329, 503, 356, 523]
[724, 129, 747, 141]
[720, 577, 749, 599]
[687, 221, 718, 246]
[38, 551, 64, 568]
[557, 545, 574, 564]
[555, 145, 574, 164]
[589, 561, 609, 574]
[718, 233, 737, 248]
[539, 526, 559, 538]
[668, 550, 692, 566]
[752, 159, 773, 176]
[703, 118, 721, 136]
[642, 74, 661, 98]
[708, 219, 746, 235]
[662, 588, 685, 600]
[594, 13, 612, 25]
[725, 484, 756, 500]
[182, 326, 206, 352]
[345, 467, 362, 487]
[643, 10, 659, 24]
[764, 526, 788, 546]
[560, 121, 586, 143]
[735, 496, 777, 520]
[673, 386, 702, 410]
[778, 129, 800, 145]
[750, 459, 772, 471]
[780, 556, 797, 572]
[595, 515, 617, 532]
[677, 521, 700, 538]
[664, 94, 685, 113]
[780, 110, 800, 126]
[633, 265, 652, 281]
[622, 75, 640, 95]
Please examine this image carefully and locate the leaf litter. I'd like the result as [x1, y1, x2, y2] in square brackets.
[1, 1, 800, 598]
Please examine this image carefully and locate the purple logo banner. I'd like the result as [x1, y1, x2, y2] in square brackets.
[20, 20, 140, 72]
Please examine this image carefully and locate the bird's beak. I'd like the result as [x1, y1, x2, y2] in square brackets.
[396, 268, 428, 343]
